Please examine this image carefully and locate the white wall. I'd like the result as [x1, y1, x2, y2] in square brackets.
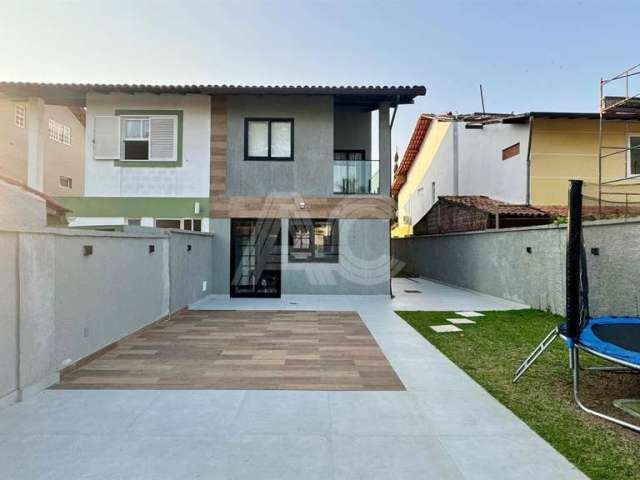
[458, 122, 529, 204]
[84, 92, 211, 198]
[405, 122, 455, 228]
[404, 120, 530, 229]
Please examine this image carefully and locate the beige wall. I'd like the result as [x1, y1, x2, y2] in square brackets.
[0, 96, 28, 182]
[43, 105, 85, 196]
[0, 96, 84, 196]
[530, 117, 640, 205]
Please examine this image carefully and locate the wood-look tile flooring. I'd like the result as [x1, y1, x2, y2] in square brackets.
[55, 310, 405, 391]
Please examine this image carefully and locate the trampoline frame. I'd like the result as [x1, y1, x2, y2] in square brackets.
[514, 180, 640, 433]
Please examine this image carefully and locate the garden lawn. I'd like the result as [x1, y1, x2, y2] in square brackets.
[397, 309, 640, 480]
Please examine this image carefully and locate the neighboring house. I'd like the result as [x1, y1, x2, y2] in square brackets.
[0, 175, 70, 228]
[392, 111, 640, 237]
[0, 82, 425, 296]
[0, 93, 85, 198]
[413, 195, 551, 235]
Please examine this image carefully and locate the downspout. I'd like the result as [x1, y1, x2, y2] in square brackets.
[15, 234, 22, 402]
[389, 99, 398, 298]
[525, 116, 534, 205]
[452, 121, 460, 195]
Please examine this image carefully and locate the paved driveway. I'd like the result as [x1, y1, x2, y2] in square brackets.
[0, 278, 586, 479]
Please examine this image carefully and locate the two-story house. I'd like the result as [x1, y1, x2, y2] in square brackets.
[392, 111, 640, 237]
[0, 82, 425, 296]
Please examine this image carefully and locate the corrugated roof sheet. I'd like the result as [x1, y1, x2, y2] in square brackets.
[391, 114, 432, 197]
[0, 82, 425, 110]
[0, 81, 425, 94]
[440, 196, 551, 217]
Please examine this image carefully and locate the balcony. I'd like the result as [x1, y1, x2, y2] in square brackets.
[333, 160, 380, 194]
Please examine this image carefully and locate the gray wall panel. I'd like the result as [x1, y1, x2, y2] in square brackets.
[392, 220, 640, 316]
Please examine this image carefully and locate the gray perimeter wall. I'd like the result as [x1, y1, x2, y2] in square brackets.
[0, 227, 215, 408]
[392, 219, 640, 317]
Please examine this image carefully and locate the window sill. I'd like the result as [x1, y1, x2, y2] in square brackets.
[115, 159, 183, 168]
[288, 256, 339, 264]
[244, 157, 294, 162]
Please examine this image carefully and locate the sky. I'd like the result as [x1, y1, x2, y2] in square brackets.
[2, 0, 640, 156]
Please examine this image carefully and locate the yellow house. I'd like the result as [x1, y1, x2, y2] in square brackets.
[392, 112, 640, 237]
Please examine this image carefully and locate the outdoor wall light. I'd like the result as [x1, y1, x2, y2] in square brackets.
[83, 245, 93, 256]
[591, 247, 600, 256]
[526, 247, 532, 254]
[149, 245, 155, 254]
[299, 201, 306, 209]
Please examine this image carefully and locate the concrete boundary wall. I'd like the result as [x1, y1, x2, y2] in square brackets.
[0, 227, 215, 408]
[392, 219, 640, 317]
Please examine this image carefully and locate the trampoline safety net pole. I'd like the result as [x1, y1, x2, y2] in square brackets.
[566, 180, 583, 342]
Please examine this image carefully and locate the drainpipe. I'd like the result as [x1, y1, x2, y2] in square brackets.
[525, 116, 534, 205]
[15, 234, 22, 402]
[452, 121, 460, 195]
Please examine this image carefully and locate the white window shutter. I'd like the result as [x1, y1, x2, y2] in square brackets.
[149, 116, 177, 161]
[93, 116, 120, 160]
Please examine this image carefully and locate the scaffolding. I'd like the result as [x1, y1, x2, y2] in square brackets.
[596, 64, 640, 216]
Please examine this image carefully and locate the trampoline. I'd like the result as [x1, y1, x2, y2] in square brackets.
[514, 180, 640, 433]
[559, 317, 640, 369]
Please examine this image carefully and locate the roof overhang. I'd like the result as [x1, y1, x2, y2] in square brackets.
[0, 82, 426, 109]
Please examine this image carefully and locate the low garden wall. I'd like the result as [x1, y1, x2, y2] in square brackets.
[392, 219, 640, 317]
[0, 227, 215, 408]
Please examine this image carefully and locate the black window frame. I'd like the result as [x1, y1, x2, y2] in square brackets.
[244, 118, 294, 161]
[334, 149, 366, 161]
[288, 218, 339, 263]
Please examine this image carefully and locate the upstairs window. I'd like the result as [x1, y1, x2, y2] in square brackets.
[94, 112, 180, 162]
[49, 119, 71, 145]
[59, 176, 73, 189]
[245, 118, 293, 160]
[629, 136, 640, 176]
[14, 104, 26, 128]
[289, 219, 339, 263]
[123, 118, 150, 160]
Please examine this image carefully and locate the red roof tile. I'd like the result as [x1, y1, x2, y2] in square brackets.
[440, 196, 551, 217]
[392, 115, 432, 197]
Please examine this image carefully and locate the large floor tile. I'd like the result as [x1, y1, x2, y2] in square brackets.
[440, 434, 588, 480]
[388, 357, 489, 393]
[0, 434, 124, 480]
[329, 391, 433, 435]
[130, 390, 245, 435]
[332, 434, 464, 480]
[232, 390, 330, 435]
[411, 390, 531, 436]
[215, 434, 331, 480]
[0, 390, 159, 435]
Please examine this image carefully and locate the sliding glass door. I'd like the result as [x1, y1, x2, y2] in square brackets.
[230, 219, 281, 297]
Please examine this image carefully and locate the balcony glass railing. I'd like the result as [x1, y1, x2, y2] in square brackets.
[333, 160, 380, 194]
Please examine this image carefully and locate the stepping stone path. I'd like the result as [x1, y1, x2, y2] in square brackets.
[446, 317, 476, 325]
[430, 324, 462, 333]
[430, 311, 483, 333]
[455, 311, 485, 318]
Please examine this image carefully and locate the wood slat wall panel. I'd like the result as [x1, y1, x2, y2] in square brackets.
[210, 95, 228, 198]
[210, 195, 395, 219]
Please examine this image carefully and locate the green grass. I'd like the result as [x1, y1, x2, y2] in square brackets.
[396, 310, 640, 480]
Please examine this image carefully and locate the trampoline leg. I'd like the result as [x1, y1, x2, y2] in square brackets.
[571, 347, 640, 433]
[513, 327, 559, 383]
